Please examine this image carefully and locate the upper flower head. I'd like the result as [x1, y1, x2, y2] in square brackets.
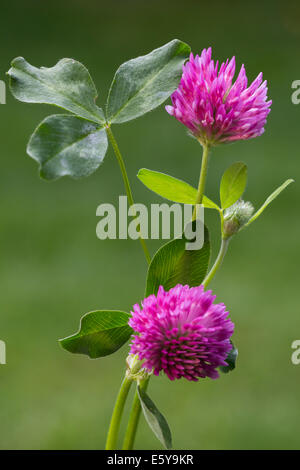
[129, 284, 234, 382]
[166, 47, 272, 145]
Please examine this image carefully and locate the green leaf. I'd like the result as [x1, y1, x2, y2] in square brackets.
[137, 168, 221, 211]
[202, 195, 222, 211]
[219, 341, 238, 374]
[245, 179, 294, 227]
[27, 114, 108, 180]
[220, 162, 247, 209]
[138, 168, 197, 204]
[8, 57, 104, 123]
[146, 224, 210, 296]
[59, 310, 133, 359]
[106, 39, 190, 124]
[138, 386, 172, 449]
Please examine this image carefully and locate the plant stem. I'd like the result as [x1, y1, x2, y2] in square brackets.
[122, 378, 149, 450]
[105, 125, 151, 265]
[192, 143, 210, 220]
[203, 237, 230, 288]
[104, 125, 152, 449]
[121, 143, 212, 449]
[106, 139, 212, 450]
[191, 141, 230, 288]
[105, 375, 133, 450]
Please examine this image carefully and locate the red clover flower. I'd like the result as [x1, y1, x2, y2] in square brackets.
[129, 284, 234, 382]
[166, 47, 272, 145]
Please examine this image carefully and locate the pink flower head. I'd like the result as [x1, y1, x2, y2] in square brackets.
[129, 284, 234, 381]
[166, 47, 272, 144]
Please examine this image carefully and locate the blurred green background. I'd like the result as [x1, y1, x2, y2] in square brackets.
[0, 0, 299, 450]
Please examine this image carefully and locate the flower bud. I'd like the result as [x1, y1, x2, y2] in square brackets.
[223, 200, 254, 238]
[126, 354, 149, 382]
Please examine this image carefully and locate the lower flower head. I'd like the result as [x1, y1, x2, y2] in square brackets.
[129, 284, 234, 382]
[166, 47, 272, 145]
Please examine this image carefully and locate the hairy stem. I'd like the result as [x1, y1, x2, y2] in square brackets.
[105, 125, 152, 450]
[122, 378, 149, 450]
[192, 143, 210, 220]
[106, 139, 212, 450]
[203, 237, 230, 288]
[105, 125, 151, 264]
[105, 375, 133, 450]
[121, 142, 212, 449]
[191, 142, 230, 288]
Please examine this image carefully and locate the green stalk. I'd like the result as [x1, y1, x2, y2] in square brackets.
[203, 237, 230, 288]
[106, 139, 213, 450]
[105, 125, 151, 450]
[105, 125, 151, 265]
[122, 378, 149, 450]
[192, 142, 230, 288]
[105, 375, 133, 450]
[192, 143, 210, 220]
[122, 142, 212, 450]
